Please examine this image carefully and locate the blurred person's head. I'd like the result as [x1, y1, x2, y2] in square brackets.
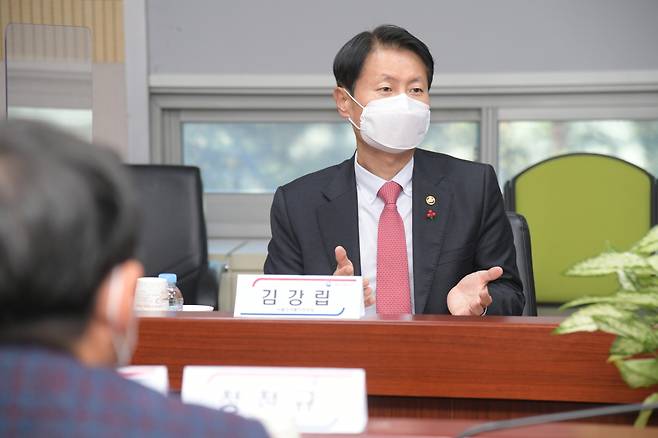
[0, 120, 143, 367]
[332, 25, 434, 158]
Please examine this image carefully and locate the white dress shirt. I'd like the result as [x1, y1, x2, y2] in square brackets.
[355, 154, 415, 316]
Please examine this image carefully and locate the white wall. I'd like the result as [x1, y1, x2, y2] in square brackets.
[147, 0, 658, 75]
[93, 64, 129, 158]
[0, 63, 5, 120]
[5, 2, 657, 159]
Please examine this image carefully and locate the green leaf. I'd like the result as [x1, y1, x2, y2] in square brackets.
[591, 315, 658, 348]
[616, 291, 658, 308]
[636, 276, 658, 291]
[647, 255, 658, 272]
[631, 225, 658, 255]
[560, 296, 614, 309]
[553, 314, 598, 334]
[566, 252, 654, 277]
[561, 291, 658, 309]
[614, 358, 658, 388]
[610, 336, 652, 357]
[618, 271, 639, 291]
[635, 392, 658, 428]
[554, 304, 633, 335]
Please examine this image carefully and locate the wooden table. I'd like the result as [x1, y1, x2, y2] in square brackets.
[132, 313, 655, 425]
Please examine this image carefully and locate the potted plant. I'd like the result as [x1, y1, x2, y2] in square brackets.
[554, 225, 658, 427]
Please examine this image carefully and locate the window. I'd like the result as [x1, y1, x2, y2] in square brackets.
[151, 82, 658, 238]
[499, 119, 658, 184]
[182, 121, 479, 194]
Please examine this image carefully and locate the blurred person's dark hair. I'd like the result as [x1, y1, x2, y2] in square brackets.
[333, 24, 434, 94]
[0, 120, 138, 350]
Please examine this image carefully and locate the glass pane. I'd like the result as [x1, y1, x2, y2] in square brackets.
[499, 120, 658, 184]
[183, 122, 353, 194]
[422, 122, 479, 162]
[183, 122, 479, 193]
[5, 23, 92, 141]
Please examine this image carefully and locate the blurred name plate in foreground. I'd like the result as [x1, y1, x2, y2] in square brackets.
[181, 366, 368, 434]
[117, 365, 169, 395]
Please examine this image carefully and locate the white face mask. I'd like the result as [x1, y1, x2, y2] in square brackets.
[106, 267, 138, 367]
[343, 89, 430, 154]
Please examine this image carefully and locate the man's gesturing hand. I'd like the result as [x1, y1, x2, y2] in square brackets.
[333, 246, 354, 276]
[334, 246, 374, 307]
[447, 267, 502, 316]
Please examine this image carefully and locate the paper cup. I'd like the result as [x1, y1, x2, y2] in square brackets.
[134, 277, 168, 311]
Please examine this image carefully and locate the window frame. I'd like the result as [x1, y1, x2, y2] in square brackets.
[150, 78, 658, 238]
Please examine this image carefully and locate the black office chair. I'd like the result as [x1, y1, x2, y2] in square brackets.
[506, 212, 537, 316]
[128, 165, 218, 309]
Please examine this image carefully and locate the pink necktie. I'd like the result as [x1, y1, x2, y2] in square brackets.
[376, 181, 411, 314]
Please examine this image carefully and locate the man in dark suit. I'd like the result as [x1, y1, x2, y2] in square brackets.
[265, 25, 524, 316]
[0, 121, 269, 437]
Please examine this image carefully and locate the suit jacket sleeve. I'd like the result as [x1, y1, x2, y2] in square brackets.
[477, 165, 525, 315]
[264, 186, 304, 274]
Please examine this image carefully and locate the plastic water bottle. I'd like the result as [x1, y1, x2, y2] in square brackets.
[158, 273, 184, 311]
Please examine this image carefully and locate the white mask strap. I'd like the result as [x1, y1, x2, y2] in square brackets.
[341, 88, 363, 130]
[342, 88, 365, 110]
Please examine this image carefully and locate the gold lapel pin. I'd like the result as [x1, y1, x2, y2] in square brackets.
[425, 195, 436, 206]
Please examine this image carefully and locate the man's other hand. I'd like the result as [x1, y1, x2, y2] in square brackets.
[447, 267, 502, 316]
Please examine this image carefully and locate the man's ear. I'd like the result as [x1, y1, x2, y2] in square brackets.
[332, 87, 353, 119]
[95, 259, 144, 331]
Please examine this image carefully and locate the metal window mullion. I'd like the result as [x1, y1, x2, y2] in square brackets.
[430, 108, 481, 122]
[479, 107, 499, 171]
[179, 109, 343, 123]
[178, 108, 481, 123]
[498, 105, 658, 121]
[161, 109, 182, 164]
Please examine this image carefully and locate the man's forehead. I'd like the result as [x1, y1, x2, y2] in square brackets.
[360, 50, 426, 77]
[372, 73, 424, 83]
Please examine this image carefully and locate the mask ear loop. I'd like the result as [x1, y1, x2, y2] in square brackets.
[341, 88, 364, 130]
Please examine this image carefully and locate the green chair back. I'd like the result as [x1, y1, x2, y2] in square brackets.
[504, 153, 656, 303]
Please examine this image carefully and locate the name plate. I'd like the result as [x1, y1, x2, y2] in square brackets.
[234, 274, 364, 319]
[117, 365, 169, 395]
[181, 366, 368, 434]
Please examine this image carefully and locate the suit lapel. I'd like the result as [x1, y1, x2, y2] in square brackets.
[317, 157, 361, 275]
[412, 150, 453, 313]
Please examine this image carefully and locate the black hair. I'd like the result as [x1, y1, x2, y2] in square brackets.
[0, 120, 138, 348]
[333, 24, 434, 94]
